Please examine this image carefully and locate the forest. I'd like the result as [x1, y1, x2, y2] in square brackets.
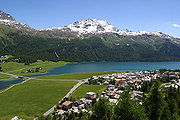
[1, 24, 180, 64]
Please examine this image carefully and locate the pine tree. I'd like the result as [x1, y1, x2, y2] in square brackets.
[144, 80, 164, 120]
[161, 101, 171, 120]
[113, 88, 147, 120]
[90, 98, 112, 120]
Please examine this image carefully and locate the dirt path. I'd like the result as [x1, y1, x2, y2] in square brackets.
[0, 72, 19, 78]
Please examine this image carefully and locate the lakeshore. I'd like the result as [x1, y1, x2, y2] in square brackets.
[1, 61, 180, 119]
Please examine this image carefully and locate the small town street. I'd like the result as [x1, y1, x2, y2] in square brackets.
[43, 79, 88, 116]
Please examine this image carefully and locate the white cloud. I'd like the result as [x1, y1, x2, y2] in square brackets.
[172, 24, 180, 28]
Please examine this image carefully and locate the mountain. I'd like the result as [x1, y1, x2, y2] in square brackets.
[0, 10, 33, 31]
[0, 10, 178, 40]
[43, 19, 176, 39]
[0, 10, 180, 63]
[46, 19, 119, 34]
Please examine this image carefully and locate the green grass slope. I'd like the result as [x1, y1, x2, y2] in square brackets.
[0, 79, 77, 119]
[36, 71, 130, 80]
[0, 73, 12, 80]
[70, 84, 106, 100]
[1, 60, 67, 76]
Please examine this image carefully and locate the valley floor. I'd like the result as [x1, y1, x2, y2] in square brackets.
[0, 60, 67, 77]
[0, 73, 13, 81]
[36, 71, 132, 80]
[0, 79, 78, 119]
[0, 61, 117, 119]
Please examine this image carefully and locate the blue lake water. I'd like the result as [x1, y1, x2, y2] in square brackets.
[27, 62, 180, 77]
[1, 62, 180, 90]
[0, 78, 24, 90]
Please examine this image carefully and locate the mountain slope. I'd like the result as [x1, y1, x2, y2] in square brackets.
[0, 10, 33, 32]
[0, 10, 180, 63]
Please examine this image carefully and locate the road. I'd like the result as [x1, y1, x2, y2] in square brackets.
[0, 72, 19, 78]
[43, 79, 88, 116]
[1, 71, 89, 117]
[32, 78, 79, 81]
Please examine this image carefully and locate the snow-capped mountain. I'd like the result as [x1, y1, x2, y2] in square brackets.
[1, 10, 180, 62]
[44, 19, 172, 39]
[44, 19, 119, 34]
[0, 10, 32, 31]
[0, 10, 177, 40]
[67, 19, 119, 34]
[0, 10, 15, 21]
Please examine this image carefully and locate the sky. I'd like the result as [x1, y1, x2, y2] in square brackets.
[1, 0, 180, 38]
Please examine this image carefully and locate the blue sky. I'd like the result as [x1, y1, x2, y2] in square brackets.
[1, 0, 180, 38]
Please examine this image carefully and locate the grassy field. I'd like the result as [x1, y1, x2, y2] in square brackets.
[0, 60, 67, 76]
[0, 79, 77, 120]
[0, 73, 13, 80]
[69, 84, 106, 100]
[36, 71, 132, 80]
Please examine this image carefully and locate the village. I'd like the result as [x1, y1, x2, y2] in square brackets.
[53, 70, 180, 118]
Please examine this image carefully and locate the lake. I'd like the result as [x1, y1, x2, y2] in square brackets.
[0, 78, 24, 91]
[27, 62, 180, 77]
[1, 62, 180, 90]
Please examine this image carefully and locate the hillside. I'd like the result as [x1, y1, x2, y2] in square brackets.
[0, 10, 180, 63]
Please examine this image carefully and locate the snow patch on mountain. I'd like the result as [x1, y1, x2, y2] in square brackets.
[67, 19, 119, 34]
[0, 10, 32, 30]
[56, 19, 171, 38]
[0, 10, 174, 39]
[0, 19, 30, 29]
[118, 30, 170, 38]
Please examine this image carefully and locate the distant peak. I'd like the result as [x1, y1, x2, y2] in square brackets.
[67, 19, 119, 34]
[43, 19, 171, 38]
[0, 10, 15, 21]
[0, 10, 32, 31]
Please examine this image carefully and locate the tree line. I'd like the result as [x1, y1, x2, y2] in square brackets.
[1, 24, 180, 64]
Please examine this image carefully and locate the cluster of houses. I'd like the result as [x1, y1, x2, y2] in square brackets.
[101, 84, 144, 104]
[87, 71, 180, 90]
[54, 70, 180, 117]
[0, 55, 8, 63]
[0, 55, 8, 59]
[56, 92, 97, 115]
[55, 85, 144, 117]
[162, 71, 180, 90]
[26, 67, 41, 73]
[86, 71, 159, 90]
[162, 71, 180, 80]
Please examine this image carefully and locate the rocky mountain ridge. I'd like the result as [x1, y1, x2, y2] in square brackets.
[0, 10, 178, 41]
[0, 10, 33, 31]
[1, 10, 180, 63]
[44, 19, 174, 39]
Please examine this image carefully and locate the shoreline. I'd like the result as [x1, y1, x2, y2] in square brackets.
[1, 61, 180, 94]
[0, 61, 68, 92]
[0, 78, 31, 94]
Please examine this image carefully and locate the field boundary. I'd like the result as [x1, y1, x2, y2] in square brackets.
[0, 78, 31, 94]
[43, 79, 88, 116]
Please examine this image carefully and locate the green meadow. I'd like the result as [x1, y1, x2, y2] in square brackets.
[0, 79, 77, 120]
[0, 60, 67, 76]
[36, 71, 130, 80]
[0, 61, 133, 119]
[70, 84, 106, 100]
[0, 73, 13, 80]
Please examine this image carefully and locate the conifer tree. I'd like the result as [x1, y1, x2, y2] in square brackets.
[113, 88, 147, 120]
[144, 80, 164, 120]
